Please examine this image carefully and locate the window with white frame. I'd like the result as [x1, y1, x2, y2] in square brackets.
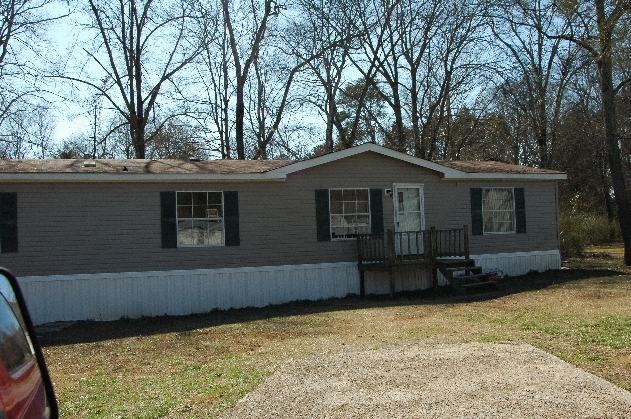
[482, 188, 515, 233]
[176, 191, 224, 246]
[329, 189, 371, 239]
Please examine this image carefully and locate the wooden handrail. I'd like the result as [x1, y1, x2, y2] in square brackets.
[357, 226, 470, 264]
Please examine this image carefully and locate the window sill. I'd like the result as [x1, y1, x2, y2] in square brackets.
[177, 244, 226, 248]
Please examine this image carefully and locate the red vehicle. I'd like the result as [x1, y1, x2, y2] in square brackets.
[0, 267, 57, 419]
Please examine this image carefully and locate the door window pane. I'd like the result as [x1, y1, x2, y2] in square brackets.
[396, 188, 422, 232]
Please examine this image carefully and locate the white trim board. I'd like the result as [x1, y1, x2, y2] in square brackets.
[273, 144, 566, 181]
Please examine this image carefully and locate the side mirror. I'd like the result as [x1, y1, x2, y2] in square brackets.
[0, 267, 58, 419]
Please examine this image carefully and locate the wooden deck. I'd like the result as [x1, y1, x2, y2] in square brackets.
[357, 226, 495, 295]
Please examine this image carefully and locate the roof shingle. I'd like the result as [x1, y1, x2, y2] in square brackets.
[0, 159, 294, 174]
[435, 160, 564, 175]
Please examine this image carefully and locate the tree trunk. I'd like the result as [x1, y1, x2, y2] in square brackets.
[130, 113, 146, 159]
[325, 88, 335, 154]
[222, 48, 231, 159]
[597, 36, 631, 264]
[410, 74, 421, 158]
[235, 80, 246, 159]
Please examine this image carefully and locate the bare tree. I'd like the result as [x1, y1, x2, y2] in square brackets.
[54, 113, 136, 159]
[351, 0, 408, 152]
[200, 0, 360, 159]
[553, 72, 612, 218]
[0, 0, 65, 156]
[296, 0, 360, 153]
[336, 78, 388, 147]
[345, 0, 490, 157]
[222, 0, 283, 159]
[58, 0, 208, 159]
[415, 0, 491, 160]
[146, 119, 207, 159]
[248, 2, 364, 159]
[545, 0, 631, 264]
[489, 0, 583, 168]
[197, 10, 233, 159]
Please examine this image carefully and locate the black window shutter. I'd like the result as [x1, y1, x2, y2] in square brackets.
[315, 189, 331, 242]
[0, 193, 17, 253]
[160, 191, 177, 248]
[224, 191, 240, 246]
[470, 188, 483, 236]
[515, 187, 526, 234]
[370, 189, 384, 235]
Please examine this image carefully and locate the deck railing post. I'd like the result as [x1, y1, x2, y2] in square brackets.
[463, 224, 470, 259]
[387, 229, 396, 265]
[430, 226, 437, 263]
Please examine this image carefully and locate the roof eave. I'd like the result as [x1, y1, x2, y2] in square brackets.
[442, 173, 567, 181]
[0, 172, 287, 182]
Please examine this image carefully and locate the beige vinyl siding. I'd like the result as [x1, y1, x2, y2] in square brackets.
[435, 181, 560, 255]
[0, 151, 560, 277]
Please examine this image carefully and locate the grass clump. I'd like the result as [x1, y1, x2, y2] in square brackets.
[575, 316, 631, 350]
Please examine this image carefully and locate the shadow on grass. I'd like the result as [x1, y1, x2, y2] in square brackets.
[38, 266, 627, 347]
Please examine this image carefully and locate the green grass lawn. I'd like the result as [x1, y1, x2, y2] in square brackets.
[41, 246, 631, 418]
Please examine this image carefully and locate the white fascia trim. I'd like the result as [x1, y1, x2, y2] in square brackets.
[270, 143, 463, 178]
[442, 173, 567, 181]
[269, 143, 567, 181]
[0, 172, 287, 183]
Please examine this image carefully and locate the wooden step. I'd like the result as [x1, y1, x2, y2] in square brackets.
[441, 267, 484, 283]
[444, 266, 482, 272]
[440, 260, 475, 267]
[450, 273, 489, 285]
[444, 267, 483, 276]
[461, 280, 497, 288]
[460, 273, 489, 283]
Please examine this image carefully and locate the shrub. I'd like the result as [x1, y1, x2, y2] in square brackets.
[559, 211, 619, 258]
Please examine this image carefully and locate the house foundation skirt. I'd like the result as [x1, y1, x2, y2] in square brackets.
[18, 250, 560, 325]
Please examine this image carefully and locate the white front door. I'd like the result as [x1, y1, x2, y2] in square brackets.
[393, 184, 425, 255]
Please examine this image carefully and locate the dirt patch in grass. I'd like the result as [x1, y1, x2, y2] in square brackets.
[39, 245, 631, 418]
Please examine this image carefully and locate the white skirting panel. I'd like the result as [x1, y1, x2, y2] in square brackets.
[18, 262, 360, 325]
[471, 250, 562, 277]
[17, 250, 561, 325]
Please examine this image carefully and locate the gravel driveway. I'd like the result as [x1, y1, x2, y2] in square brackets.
[220, 342, 631, 418]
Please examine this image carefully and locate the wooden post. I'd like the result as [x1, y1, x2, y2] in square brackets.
[430, 227, 437, 263]
[463, 224, 470, 260]
[430, 227, 438, 290]
[386, 230, 396, 297]
[360, 270, 366, 297]
[387, 229, 396, 263]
